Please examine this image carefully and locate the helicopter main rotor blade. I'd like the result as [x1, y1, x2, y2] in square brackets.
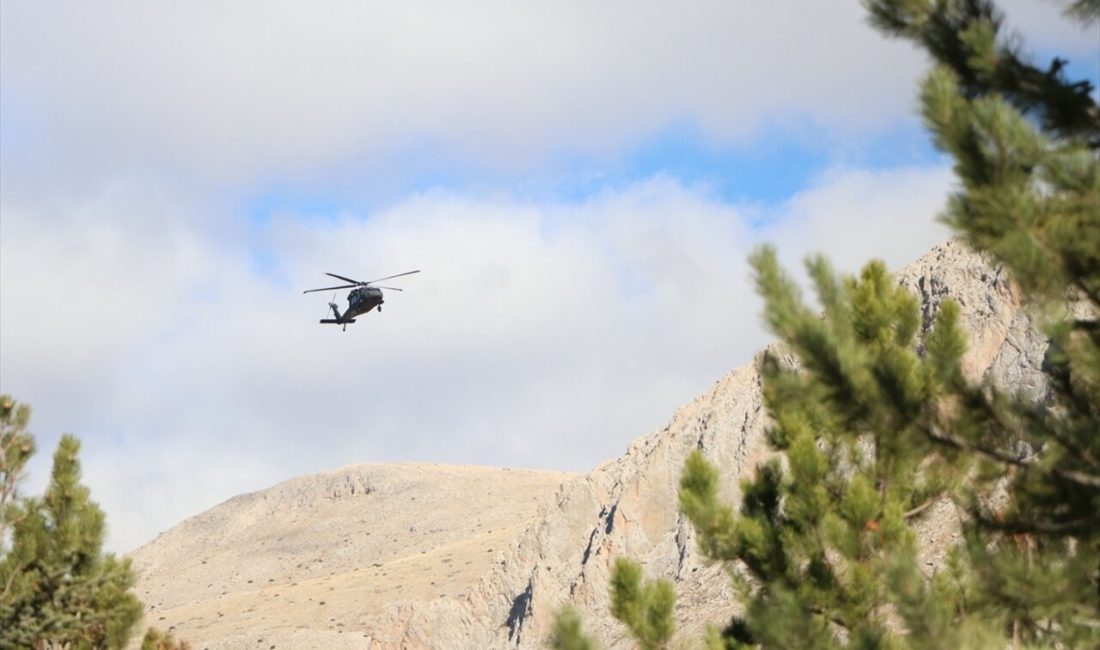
[325, 272, 364, 285]
[372, 286, 403, 291]
[303, 284, 357, 294]
[364, 270, 421, 285]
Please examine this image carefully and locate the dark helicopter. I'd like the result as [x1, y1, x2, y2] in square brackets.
[303, 270, 420, 330]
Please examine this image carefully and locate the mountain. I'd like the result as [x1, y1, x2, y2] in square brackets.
[129, 240, 1048, 648]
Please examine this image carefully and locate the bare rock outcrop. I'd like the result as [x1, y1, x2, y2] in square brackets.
[471, 239, 1048, 648]
[131, 239, 1048, 648]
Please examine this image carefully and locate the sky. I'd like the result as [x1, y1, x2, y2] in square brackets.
[1, 1, 1097, 553]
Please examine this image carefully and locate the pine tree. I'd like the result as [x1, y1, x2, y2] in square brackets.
[555, 0, 1097, 646]
[680, 253, 1002, 648]
[1, 397, 35, 556]
[0, 398, 143, 649]
[867, 0, 1099, 643]
[678, 0, 1098, 647]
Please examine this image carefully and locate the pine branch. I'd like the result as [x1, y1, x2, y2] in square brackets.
[1073, 278, 1100, 311]
[921, 421, 1100, 489]
[1, 557, 26, 602]
[977, 512, 1097, 535]
[903, 497, 940, 520]
[809, 604, 852, 632]
[1040, 420, 1100, 474]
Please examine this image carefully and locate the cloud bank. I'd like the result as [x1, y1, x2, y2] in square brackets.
[2, 0, 932, 185]
[1, 1, 1093, 552]
[2, 166, 952, 551]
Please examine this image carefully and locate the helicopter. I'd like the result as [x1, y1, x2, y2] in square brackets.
[303, 270, 420, 330]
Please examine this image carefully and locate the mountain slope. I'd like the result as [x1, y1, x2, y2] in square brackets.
[130, 240, 1046, 648]
[129, 464, 575, 648]
[477, 239, 1043, 648]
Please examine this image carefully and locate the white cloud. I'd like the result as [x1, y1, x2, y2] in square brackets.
[998, 0, 1100, 60]
[4, 1, 1093, 189]
[765, 165, 955, 277]
[1, 165, 952, 552]
[1, 1, 933, 185]
[5, 0, 1065, 558]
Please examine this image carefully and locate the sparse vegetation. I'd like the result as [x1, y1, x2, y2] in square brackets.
[551, 559, 675, 650]
[141, 627, 192, 650]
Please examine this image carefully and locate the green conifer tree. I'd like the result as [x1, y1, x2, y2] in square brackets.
[1, 397, 35, 556]
[0, 397, 143, 649]
[555, 1, 1097, 647]
[680, 253, 1002, 648]
[678, 1, 1098, 647]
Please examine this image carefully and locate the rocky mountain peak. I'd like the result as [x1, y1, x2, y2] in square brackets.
[130, 240, 1047, 648]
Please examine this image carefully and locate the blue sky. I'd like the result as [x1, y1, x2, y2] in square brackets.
[1, 0, 1096, 553]
[241, 118, 944, 219]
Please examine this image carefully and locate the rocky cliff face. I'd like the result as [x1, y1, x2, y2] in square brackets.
[130, 240, 1048, 649]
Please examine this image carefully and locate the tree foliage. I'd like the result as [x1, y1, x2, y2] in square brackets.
[1, 396, 35, 556]
[551, 606, 600, 650]
[0, 396, 144, 650]
[550, 559, 675, 650]
[608, 558, 676, 650]
[555, 0, 1097, 647]
[683, 253, 989, 648]
[679, 0, 1099, 647]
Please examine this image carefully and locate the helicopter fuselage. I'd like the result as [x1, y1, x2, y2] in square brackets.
[342, 286, 384, 320]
